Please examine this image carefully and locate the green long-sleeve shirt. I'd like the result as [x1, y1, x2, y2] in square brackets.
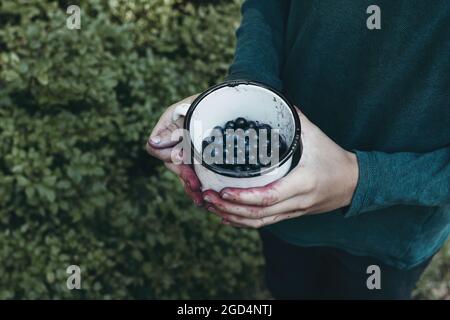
[227, 0, 450, 268]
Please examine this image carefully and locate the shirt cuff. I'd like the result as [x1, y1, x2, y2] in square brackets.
[343, 150, 375, 218]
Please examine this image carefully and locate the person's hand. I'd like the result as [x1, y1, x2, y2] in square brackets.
[146, 94, 204, 206]
[202, 108, 359, 228]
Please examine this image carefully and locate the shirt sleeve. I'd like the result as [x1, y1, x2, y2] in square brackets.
[226, 0, 291, 91]
[345, 147, 450, 217]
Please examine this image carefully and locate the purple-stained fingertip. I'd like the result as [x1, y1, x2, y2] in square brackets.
[221, 192, 231, 200]
[150, 136, 161, 145]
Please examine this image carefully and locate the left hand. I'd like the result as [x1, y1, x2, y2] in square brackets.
[203, 108, 359, 228]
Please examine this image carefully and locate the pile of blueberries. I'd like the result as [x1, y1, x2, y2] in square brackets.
[202, 117, 288, 172]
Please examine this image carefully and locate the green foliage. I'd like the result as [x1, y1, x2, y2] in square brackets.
[0, 0, 268, 299]
[414, 241, 450, 300]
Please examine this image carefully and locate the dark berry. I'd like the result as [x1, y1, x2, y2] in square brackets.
[247, 121, 257, 130]
[203, 118, 282, 173]
[244, 128, 253, 136]
[213, 125, 224, 135]
[225, 121, 235, 130]
[258, 123, 272, 132]
[204, 135, 214, 145]
[235, 117, 247, 129]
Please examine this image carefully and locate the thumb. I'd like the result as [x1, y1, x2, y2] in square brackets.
[148, 116, 185, 149]
[295, 106, 316, 131]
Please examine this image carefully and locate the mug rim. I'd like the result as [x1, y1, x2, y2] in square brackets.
[184, 80, 302, 178]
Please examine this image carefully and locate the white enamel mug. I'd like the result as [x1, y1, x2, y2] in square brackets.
[172, 80, 302, 192]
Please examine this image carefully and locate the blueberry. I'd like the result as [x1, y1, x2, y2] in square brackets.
[235, 117, 247, 129]
[244, 129, 258, 145]
[204, 135, 215, 145]
[213, 125, 224, 135]
[218, 118, 279, 172]
[225, 121, 235, 130]
[247, 121, 257, 130]
[258, 123, 272, 132]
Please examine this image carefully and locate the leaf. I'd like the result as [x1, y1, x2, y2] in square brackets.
[36, 185, 56, 203]
[25, 186, 35, 199]
[46, 272, 55, 283]
[56, 180, 71, 189]
[36, 71, 49, 85]
[17, 176, 30, 187]
[43, 176, 57, 186]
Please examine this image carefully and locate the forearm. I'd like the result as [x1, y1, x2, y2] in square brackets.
[226, 0, 290, 90]
[346, 146, 450, 217]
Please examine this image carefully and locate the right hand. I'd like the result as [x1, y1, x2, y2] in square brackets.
[146, 94, 204, 206]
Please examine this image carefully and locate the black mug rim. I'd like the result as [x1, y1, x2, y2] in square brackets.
[184, 80, 302, 178]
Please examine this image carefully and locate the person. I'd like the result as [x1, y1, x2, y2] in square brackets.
[146, 0, 450, 299]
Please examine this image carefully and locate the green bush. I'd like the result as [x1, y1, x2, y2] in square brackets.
[414, 241, 450, 299]
[0, 0, 448, 300]
[0, 0, 269, 299]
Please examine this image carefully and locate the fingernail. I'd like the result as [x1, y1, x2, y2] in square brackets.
[203, 196, 212, 203]
[206, 205, 216, 213]
[150, 136, 161, 144]
[221, 192, 231, 200]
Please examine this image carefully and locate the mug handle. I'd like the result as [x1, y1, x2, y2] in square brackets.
[172, 103, 191, 122]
